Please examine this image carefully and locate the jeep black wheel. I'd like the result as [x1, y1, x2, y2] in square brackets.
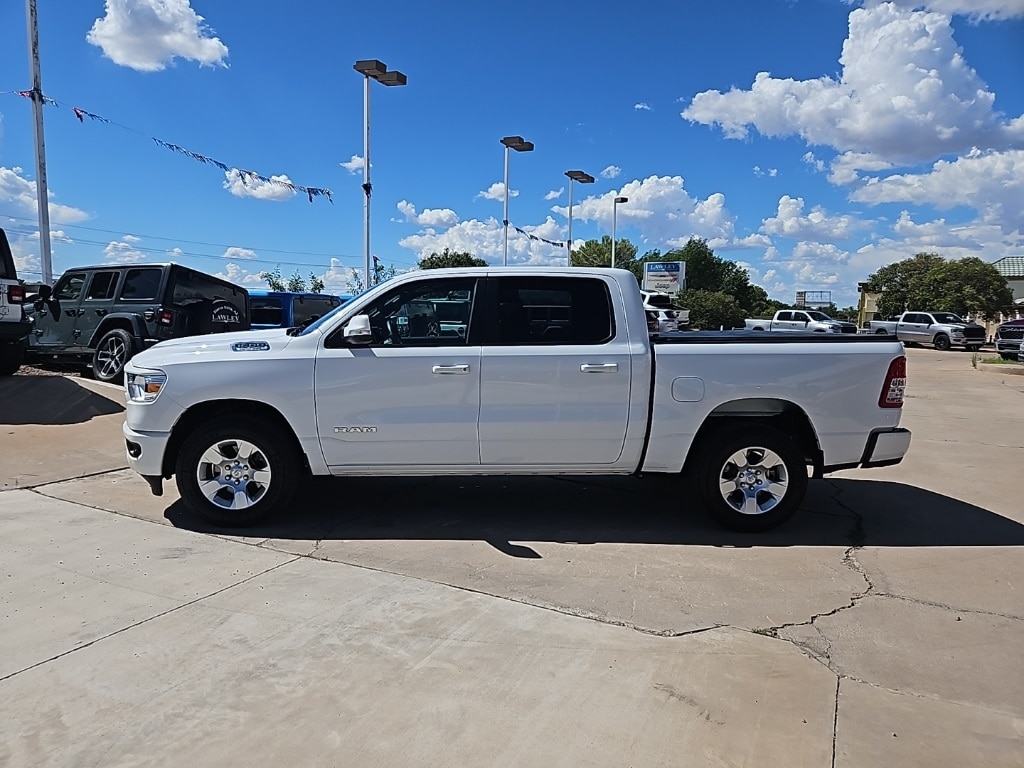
[933, 334, 951, 351]
[175, 417, 300, 526]
[92, 328, 135, 384]
[0, 340, 25, 376]
[694, 425, 808, 532]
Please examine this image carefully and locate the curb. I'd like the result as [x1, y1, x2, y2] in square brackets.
[977, 362, 1024, 375]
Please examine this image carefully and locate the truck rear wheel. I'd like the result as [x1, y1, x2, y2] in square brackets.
[694, 425, 807, 532]
[0, 339, 25, 376]
[175, 417, 300, 526]
[933, 334, 951, 351]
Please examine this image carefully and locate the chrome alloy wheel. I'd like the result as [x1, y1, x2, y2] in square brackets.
[95, 336, 128, 379]
[717, 446, 790, 516]
[195, 439, 272, 509]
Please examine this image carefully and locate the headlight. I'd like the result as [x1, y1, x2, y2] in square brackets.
[126, 372, 167, 403]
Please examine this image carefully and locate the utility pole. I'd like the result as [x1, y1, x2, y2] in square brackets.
[26, 0, 53, 284]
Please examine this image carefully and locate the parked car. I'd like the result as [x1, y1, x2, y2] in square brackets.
[994, 319, 1024, 360]
[867, 311, 986, 351]
[25, 263, 250, 383]
[249, 290, 349, 331]
[122, 267, 910, 533]
[640, 290, 689, 333]
[0, 228, 31, 376]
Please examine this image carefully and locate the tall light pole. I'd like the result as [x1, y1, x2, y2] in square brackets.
[500, 135, 533, 266]
[26, 0, 52, 284]
[564, 170, 594, 267]
[354, 59, 407, 290]
[611, 196, 628, 269]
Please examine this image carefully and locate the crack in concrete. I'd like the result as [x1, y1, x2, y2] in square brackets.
[873, 591, 1023, 622]
[0, 556, 301, 683]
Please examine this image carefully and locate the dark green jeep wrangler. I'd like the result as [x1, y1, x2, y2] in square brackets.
[25, 263, 250, 383]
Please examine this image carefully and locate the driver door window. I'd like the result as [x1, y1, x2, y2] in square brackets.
[355, 278, 476, 346]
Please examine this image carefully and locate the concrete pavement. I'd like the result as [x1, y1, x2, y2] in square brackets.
[1, 348, 1022, 767]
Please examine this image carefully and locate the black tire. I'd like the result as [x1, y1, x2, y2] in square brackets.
[694, 425, 808, 532]
[875, 328, 889, 335]
[175, 416, 301, 526]
[1000, 353, 1016, 361]
[933, 334, 951, 351]
[0, 340, 25, 376]
[92, 328, 135, 384]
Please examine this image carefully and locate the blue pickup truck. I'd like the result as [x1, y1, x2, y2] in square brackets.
[249, 290, 351, 330]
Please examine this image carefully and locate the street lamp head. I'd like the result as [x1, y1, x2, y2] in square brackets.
[354, 59, 387, 77]
[614, 196, 628, 204]
[501, 135, 534, 152]
[377, 70, 407, 86]
[566, 170, 595, 184]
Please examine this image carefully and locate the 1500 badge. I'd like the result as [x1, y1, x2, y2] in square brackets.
[333, 426, 378, 433]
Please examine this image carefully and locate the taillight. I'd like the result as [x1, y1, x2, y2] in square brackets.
[879, 356, 906, 408]
[157, 308, 175, 326]
[8, 285, 24, 304]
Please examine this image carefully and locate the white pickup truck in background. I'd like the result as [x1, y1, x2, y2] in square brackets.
[867, 311, 986, 351]
[745, 309, 858, 334]
[122, 268, 911, 533]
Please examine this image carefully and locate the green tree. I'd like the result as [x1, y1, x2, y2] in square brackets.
[259, 266, 285, 291]
[418, 248, 488, 270]
[678, 289, 746, 330]
[286, 270, 307, 292]
[572, 236, 639, 274]
[308, 274, 325, 294]
[865, 253, 1013, 320]
[346, 260, 398, 294]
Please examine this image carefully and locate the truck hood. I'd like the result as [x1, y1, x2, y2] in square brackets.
[131, 328, 294, 368]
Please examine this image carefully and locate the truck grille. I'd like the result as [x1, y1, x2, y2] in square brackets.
[963, 327, 985, 340]
[997, 327, 1024, 340]
[838, 326, 857, 334]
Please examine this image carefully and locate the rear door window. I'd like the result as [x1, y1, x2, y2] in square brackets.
[86, 271, 120, 300]
[251, 297, 284, 326]
[120, 268, 162, 301]
[488, 277, 613, 345]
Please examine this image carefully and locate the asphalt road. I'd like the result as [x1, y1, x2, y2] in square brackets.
[1, 347, 1022, 767]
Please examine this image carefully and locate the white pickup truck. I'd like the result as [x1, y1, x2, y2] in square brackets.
[867, 311, 986, 351]
[745, 309, 858, 334]
[122, 268, 911, 532]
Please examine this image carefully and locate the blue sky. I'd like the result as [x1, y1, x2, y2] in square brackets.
[1, 0, 1022, 307]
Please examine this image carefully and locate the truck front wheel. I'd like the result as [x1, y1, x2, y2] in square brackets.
[175, 417, 300, 526]
[694, 425, 807, 532]
[933, 334, 951, 351]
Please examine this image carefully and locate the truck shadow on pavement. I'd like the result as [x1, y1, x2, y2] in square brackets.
[0, 375, 123, 426]
[164, 474, 1024, 552]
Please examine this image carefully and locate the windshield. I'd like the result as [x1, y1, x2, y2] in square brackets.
[931, 312, 966, 324]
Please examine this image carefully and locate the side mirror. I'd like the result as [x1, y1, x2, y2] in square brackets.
[38, 284, 52, 300]
[343, 314, 373, 344]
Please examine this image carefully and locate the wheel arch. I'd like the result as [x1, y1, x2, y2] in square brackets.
[683, 398, 822, 476]
[87, 315, 146, 349]
[162, 399, 310, 479]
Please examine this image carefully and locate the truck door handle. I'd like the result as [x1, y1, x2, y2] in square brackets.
[432, 364, 470, 375]
[95, 309, 108, 316]
[580, 363, 618, 373]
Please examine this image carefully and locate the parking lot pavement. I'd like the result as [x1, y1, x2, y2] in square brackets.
[1, 347, 1023, 767]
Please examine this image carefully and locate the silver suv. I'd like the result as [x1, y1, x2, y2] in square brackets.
[0, 228, 31, 376]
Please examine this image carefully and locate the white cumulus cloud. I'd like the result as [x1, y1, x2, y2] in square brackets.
[87, 0, 229, 72]
[396, 199, 459, 228]
[223, 246, 257, 260]
[223, 170, 297, 201]
[340, 155, 365, 174]
[600, 165, 621, 179]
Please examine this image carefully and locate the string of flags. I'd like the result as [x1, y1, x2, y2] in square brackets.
[513, 224, 564, 248]
[12, 88, 333, 203]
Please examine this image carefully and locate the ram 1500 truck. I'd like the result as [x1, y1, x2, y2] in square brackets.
[122, 268, 911, 532]
[867, 311, 985, 351]
[745, 310, 857, 334]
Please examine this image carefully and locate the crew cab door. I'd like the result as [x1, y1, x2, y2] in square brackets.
[897, 313, 928, 344]
[76, 270, 122, 347]
[314, 277, 481, 467]
[477, 276, 631, 465]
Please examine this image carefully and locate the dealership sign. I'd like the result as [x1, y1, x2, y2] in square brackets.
[643, 261, 685, 294]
